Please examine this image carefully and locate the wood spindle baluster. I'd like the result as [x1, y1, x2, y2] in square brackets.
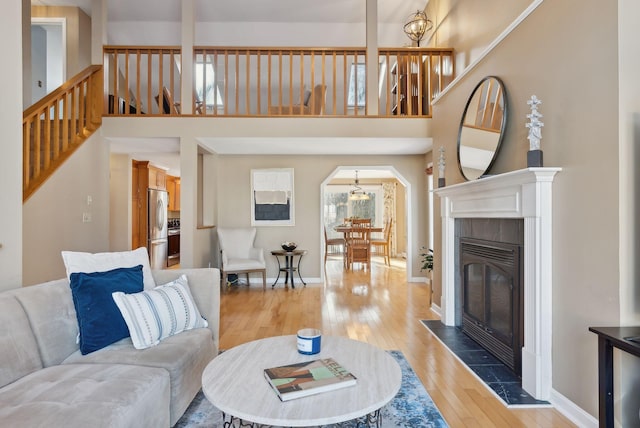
[23, 120, 31, 188]
[321, 52, 326, 115]
[256, 50, 261, 116]
[62, 91, 69, 152]
[332, 51, 337, 116]
[288, 51, 293, 115]
[245, 50, 250, 115]
[113, 51, 119, 115]
[43, 105, 51, 170]
[277, 51, 282, 114]
[124, 52, 130, 115]
[157, 49, 162, 115]
[343, 51, 347, 115]
[147, 49, 153, 115]
[136, 49, 141, 114]
[70, 89, 77, 144]
[53, 102, 60, 159]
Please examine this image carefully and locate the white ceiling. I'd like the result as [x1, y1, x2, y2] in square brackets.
[197, 137, 432, 156]
[108, 136, 432, 177]
[108, 137, 431, 157]
[31, 0, 426, 24]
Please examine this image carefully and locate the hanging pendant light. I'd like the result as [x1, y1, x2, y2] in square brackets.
[349, 170, 370, 200]
[403, 10, 433, 47]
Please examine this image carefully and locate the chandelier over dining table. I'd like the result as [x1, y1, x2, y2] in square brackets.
[349, 170, 370, 201]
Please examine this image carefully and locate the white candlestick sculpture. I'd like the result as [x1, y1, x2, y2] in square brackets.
[525, 95, 544, 166]
[437, 146, 446, 187]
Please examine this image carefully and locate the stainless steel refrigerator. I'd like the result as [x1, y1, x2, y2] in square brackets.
[148, 188, 168, 269]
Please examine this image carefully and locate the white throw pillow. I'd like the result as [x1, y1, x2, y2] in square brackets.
[112, 275, 208, 349]
[61, 247, 156, 290]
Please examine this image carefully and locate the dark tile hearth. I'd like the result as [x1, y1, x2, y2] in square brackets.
[421, 320, 551, 407]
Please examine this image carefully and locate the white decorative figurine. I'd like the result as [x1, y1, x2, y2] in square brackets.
[437, 146, 446, 187]
[525, 95, 544, 167]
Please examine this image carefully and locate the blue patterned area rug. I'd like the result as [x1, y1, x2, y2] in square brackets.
[176, 350, 448, 428]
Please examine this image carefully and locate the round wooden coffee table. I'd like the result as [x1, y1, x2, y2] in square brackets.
[202, 335, 401, 427]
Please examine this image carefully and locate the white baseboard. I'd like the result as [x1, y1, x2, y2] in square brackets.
[430, 303, 442, 317]
[550, 389, 597, 428]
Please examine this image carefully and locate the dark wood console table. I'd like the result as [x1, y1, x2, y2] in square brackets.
[588, 326, 640, 427]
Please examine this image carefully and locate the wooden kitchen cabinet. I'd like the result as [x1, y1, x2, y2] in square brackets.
[148, 166, 166, 190]
[132, 160, 169, 249]
[174, 179, 180, 210]
[166, 175, 180, 211]
[132, 160, 150, 250]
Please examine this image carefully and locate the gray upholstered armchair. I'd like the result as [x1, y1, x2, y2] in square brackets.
[217, 227, 267, 289]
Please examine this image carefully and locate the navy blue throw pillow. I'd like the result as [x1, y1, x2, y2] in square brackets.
[69, 265, 144, 355]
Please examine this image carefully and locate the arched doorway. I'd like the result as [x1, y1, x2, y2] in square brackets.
[319, 166, 412, 282]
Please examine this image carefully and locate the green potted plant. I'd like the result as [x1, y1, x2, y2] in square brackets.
[420, 247, 433, 272]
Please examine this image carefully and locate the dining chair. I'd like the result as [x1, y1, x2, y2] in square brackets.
[345, 219, 372, 270]
[371, 218, 392, 266]
[350, 218, 372, 228]
[350, 218, 372, 239]
[324, 226, 345, 263]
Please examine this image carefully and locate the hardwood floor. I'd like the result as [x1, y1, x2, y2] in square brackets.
[218, 256, 576, 427]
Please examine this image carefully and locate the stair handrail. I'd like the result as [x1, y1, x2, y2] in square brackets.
[23, 65, 103, 202]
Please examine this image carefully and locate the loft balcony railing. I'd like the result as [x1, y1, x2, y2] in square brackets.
[103, 46, 454, 118]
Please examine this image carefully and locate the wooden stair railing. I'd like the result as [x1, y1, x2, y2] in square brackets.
[23, 65, 103, 202]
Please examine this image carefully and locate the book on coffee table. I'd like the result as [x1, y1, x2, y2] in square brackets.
[264, 357, 357, 401]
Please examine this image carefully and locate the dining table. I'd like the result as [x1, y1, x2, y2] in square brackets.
[334, 225, 384, 234]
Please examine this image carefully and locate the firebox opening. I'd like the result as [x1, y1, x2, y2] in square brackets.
[456, 219, 524, 376]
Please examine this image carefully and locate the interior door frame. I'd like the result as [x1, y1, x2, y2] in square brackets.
[31, 17, 67, 92]
[320, 165, 414, 282]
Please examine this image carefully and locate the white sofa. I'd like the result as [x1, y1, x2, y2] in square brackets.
[0, 268, 220, 428]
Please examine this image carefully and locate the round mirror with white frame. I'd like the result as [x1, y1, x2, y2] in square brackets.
[456, 76, 507, 180]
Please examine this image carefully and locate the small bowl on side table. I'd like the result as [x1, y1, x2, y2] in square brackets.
[281, 242, 297, 252]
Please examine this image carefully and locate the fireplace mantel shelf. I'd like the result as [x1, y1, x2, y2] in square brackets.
[434, 167, 561, 401]
[436, 167, 561, 192]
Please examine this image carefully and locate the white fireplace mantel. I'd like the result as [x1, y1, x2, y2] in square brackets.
[434, 167, 561, 400]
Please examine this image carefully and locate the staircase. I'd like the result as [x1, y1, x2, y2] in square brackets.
[23, 65, 103, 202]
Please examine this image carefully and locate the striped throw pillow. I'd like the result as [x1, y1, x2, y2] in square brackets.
[112, 274, 208, 349]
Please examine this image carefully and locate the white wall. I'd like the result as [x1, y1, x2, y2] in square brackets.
[618, 0, 640, 424]
[23, 133, 111, 286]
[0, 0, 24, 291]
[109, 21, 408, 48]
[109, 153, 132, 252]
[425, 0, 533, 73]
[214, 154, 427, 281]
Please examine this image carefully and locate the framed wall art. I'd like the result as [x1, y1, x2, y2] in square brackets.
[251, 168, 295, 226]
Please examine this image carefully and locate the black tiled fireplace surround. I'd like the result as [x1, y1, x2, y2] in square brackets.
[421, 320, 550, 407]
